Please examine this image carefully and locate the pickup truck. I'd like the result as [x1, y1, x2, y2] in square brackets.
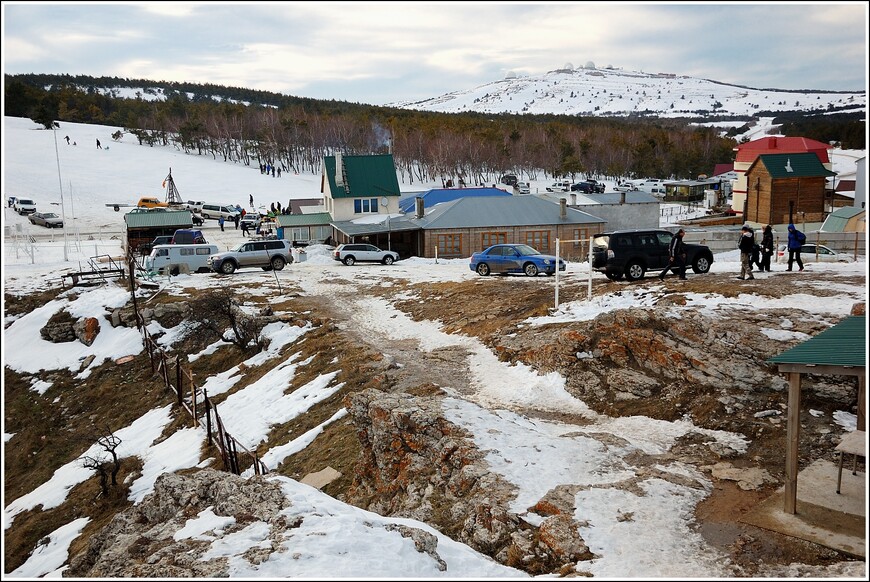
[183, 200, 205, 213]
[571, 180, 606, 194]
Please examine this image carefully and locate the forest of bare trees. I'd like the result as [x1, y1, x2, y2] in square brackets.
[4, 73, 772, 183]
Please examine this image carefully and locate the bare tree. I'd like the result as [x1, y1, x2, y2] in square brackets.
[80, 428, 123, 498]
[188, 286, 266, 350]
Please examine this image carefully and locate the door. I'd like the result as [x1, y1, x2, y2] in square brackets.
[502, 246, 525, 273]
[652, 232, 672, 269]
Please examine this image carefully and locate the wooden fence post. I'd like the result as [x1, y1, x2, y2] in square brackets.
[204, 390, 212, 445]
[190, 380, 197, 426]
[175, 355, 183, 406]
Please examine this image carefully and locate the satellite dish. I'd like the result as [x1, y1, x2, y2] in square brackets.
[380, 197, 389, 208]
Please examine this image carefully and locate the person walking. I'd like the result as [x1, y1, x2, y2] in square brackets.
[786, 223, 806, 271]
[659, 229, 687, 280]
[249, 194, 254, 208]
[241, 220, 250, 237]
[737, 225, 756, 280]
[64, 135, 70, 145]
[759, 225, 774, 272]
[233, 213, 240, 230]
[218, 215, 225, 232]
[96, 138, 102, 149]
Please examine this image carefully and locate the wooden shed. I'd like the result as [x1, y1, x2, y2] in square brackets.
[744, 153, 836, 225]
[124, 210, 195, 256]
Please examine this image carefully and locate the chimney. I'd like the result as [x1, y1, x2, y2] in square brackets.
[415, 197, 425, 219]
[560, 198, 567, 218]
[620, 191, 626, 205]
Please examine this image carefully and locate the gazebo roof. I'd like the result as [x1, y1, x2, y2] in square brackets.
[768, 315, 865, 370]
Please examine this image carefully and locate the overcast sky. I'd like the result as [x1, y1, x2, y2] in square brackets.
[2, 1, 867, 106]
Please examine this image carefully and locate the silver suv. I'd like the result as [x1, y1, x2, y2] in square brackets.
[333, 243, 399, 266]
[208, 239, 294, 274]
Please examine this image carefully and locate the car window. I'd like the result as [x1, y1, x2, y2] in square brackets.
[615, 236, 633, 248]
[265, 241, 284, 250]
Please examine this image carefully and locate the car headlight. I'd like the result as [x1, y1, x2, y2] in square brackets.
[543, 259, 551, 265]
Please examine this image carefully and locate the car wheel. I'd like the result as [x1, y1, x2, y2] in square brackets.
[220, 261, 236, 274]
[524, 263, 539, 277]
[476, 263, 491, 276]
[343, 256, 356, 266]
[624, 261, 645, 281]
[383, 255, 395, 265]
[271, 256, 286, 270]
[692, 255, 711, 274]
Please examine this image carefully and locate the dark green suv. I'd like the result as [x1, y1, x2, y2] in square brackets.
[591, 229, 714, 281]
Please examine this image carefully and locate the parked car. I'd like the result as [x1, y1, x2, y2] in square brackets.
[145, 243, 220, 275]
[190, 212, 204, 226]
[500, 174, 519, 187]
[200, 203, 241, 221]
[139, 235, 175, 255]
[13, 198, 36, 215]
[137, 197, 168, 209]
[469, 243, 567, 277]
[571, 180, 606, 194]
[545, 180, 572, 193]
[171, 229, 207, 245]
[239, 213, 262, 232]
[591, 229, 714, 281]
[777, 243, 855, 263]
[515, 181, 531, 195]
[184, 200, 205, 213]
[28, 211, 63, 228]
[333, 243, 399, 266]
[207, 239, 295, 274]
[614, 182, 639, 192]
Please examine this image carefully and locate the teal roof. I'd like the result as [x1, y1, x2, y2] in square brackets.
[323, 154, 401, 199]
[768, 316, 865, 368]
[276, 212, 333, 227]
[124, 210, 194, 229]
[752, 153, 837, 179]
[821, 206, 865, 233]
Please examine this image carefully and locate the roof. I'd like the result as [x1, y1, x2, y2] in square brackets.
[712, 163, 734, 177]
[276, 212, 333, 227]
[398, 187, 511, 213]
[749, 153, 838, 179]
[580, 191, 660, 204]
[820, 206, 865, 233]
[322, 154, 401, 199]
[417, 195, 606, 229]
[663, 178, 723, 187]
[734, 136, 832, 164]
[767, 315, 865, 368]
[331, 196, 606, 237]
[124, 210, 194, 229]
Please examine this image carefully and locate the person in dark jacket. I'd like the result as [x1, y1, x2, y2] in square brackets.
[759, 225, 774, 272]
[786, 223, 805, 271]
[659, 229, 687, 280]
[737, 225, 756, 280]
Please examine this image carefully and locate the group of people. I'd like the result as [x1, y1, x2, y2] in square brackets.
[661, 222, 806, 282]
[259, 162, 281, 178]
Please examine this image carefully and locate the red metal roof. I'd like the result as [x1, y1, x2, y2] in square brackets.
[712, 163, 734, 176]
[734, 136, 831, 164]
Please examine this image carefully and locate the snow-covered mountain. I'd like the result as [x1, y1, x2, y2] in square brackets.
[389, 65, 866, 119]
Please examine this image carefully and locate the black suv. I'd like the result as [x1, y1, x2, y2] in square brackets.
[591, 229, 714, 281]
[571, 180, 606, 193]
[500, 174, 519, 186]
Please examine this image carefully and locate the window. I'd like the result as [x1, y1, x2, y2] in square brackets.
[572, 228, 591, 249]
[481, 232, 506, 248]
[436, 234, 462, 258]
[354, 198, 379, 214]
[180, 248, 194, 256]
[524, 230, 549, 251]
[196, 248, 211, 255]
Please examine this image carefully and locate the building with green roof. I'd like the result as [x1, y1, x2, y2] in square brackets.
[321, 154, 401, 222]
[744, 152, 837, 225]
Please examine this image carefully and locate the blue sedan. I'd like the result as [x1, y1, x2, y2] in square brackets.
[469, 244, 567, 277]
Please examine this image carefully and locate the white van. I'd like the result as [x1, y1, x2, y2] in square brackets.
[200, 203, 240, 221]
[145, 243, 220, 275]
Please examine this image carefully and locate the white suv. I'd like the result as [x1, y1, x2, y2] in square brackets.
[333, 243, 399, 266]
[207, 239, 294, 274]
[14, 198, 36, 215]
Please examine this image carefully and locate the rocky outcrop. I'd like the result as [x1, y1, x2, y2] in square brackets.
[67, 469, 290, 578]
[73, 317, 101, 346]
[343, 389, 591, 573]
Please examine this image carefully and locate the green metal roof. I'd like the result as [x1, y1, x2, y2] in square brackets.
[768, 316, 866, 368]
[821, 206, 865, 233]
[323, 154, 401, 199]
[276, 212, 333, 227]
[752, 152, 837, 179]
[124, 210, 194, 229]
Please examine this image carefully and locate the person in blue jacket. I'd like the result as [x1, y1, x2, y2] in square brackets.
[786, 223, 806, 272]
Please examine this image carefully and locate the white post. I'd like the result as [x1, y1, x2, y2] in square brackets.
[555, 237, 560, 309]
[52, 125, 69, 261]
[587, 237, 593, 301]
